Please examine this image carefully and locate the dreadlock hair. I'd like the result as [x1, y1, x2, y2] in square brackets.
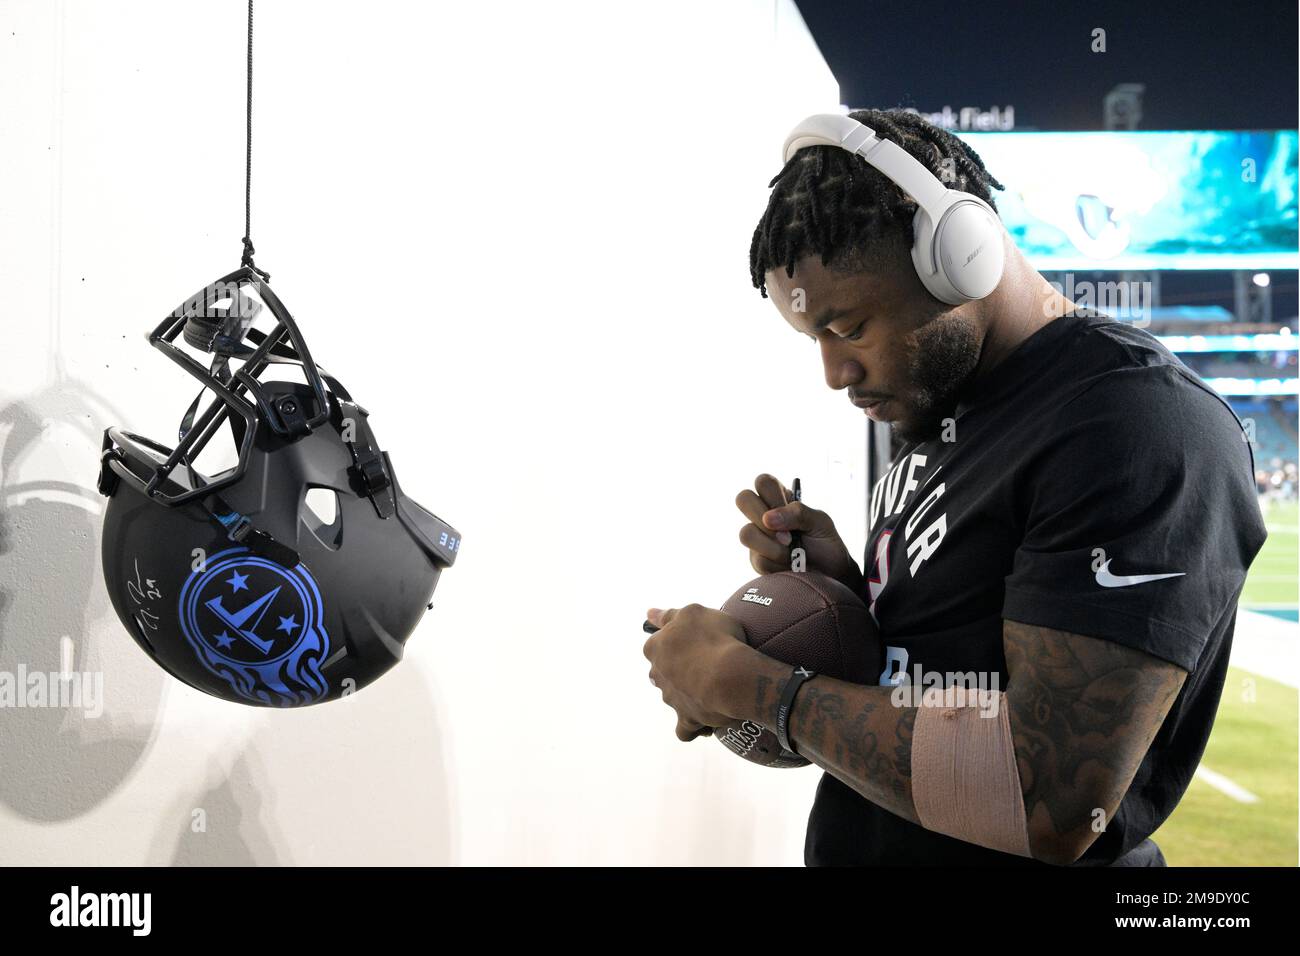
[749, 108, 1006, 298]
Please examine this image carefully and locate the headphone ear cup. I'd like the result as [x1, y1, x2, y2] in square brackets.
[910, 196, 1005, 305]
[936, 198, 1005, 303]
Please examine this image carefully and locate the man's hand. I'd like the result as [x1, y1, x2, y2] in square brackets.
[736, 473, 864, 592]
[643, 604, 753, 742]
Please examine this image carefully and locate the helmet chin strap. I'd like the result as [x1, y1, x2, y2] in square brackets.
[334, 397, 397, 519]
[210, 504, 300, 569]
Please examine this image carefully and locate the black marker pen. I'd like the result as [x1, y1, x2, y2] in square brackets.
[790, 477, 802, 564]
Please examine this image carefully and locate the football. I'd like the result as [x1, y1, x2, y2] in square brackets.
[716, 571, 880, 768]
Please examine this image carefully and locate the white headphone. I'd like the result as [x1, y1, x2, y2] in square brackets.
[782, 113, 1005, 306]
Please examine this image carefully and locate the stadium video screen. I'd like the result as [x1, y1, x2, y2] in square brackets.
[961, 130, 1299, 271]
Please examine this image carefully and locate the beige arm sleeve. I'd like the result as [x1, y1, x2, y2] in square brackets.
[910, 687, 1032, 858]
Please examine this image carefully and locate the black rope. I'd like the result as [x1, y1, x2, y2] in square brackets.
[240, 0, 270, 282]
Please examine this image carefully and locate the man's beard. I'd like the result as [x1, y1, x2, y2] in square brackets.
[891, 316, 983, 445]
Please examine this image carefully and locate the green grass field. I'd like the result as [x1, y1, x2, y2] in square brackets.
[1241, 499, 1298, 609]
[1152, 666, 1297, 866]
[1152, 498, 1297, 866]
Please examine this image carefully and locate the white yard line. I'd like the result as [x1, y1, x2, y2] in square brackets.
[1194, 766, 1259, 804]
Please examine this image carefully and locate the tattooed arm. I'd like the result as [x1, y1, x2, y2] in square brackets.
[1002, 620, 1187, 864]
[718, 651, 922, 822]
[716, 619, 1186, 862]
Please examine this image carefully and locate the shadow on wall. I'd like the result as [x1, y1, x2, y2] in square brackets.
[150, 747, 282, 866]
[149, 659, 454, 866]
[0, 383, 164, 822]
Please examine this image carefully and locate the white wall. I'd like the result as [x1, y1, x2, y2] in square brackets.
[0, 0, 859, 865]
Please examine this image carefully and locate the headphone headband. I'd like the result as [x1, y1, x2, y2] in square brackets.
[779, 112, 1005, 305]
[782, 114, 948, 214]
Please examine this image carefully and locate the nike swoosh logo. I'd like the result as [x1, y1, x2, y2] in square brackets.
[1095, 559, 1186, 589]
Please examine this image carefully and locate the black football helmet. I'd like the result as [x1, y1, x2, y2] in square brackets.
[98, 266, 460, 707]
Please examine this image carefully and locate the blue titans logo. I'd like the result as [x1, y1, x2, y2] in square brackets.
[177, 547, 331, 706]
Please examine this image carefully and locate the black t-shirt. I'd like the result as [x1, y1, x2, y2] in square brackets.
[804, 310, 1268, 867]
